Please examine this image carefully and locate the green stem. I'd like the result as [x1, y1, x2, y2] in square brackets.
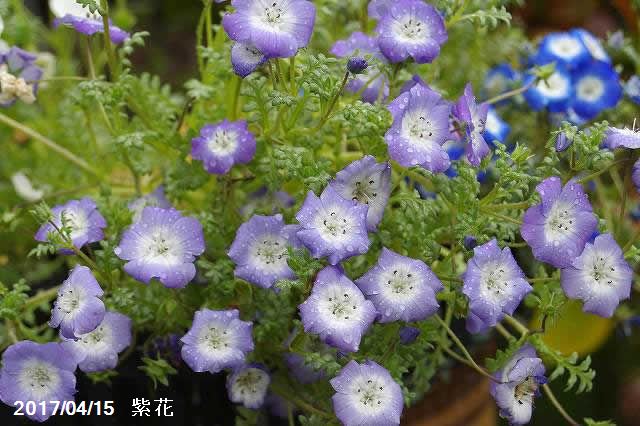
[439, 275, 463, 283]
[289, 56, 296, 96]
[542, 385, 580, 426]
[315, 72, 350, 131]
[270, 383, 333, 419]
[23, 286, 60, 310]
[527, 276, 558, 284]
[502, 314, 529, 335]
[481, 209, 523, 225]
[485, 79, 535, 105]
[99, 0, 118, 79]
[577, 158, 631, 183]
[229, 75, 242, 121]
[205, 0, 214, 48]
[487, 201, 531, 210]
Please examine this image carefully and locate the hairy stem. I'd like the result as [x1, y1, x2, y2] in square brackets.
[99, 0, 118, 79]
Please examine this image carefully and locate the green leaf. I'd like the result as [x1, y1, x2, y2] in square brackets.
[584, 418, 616, 426]
[531, 335, 596, 393]
[138, 357, 177, 389]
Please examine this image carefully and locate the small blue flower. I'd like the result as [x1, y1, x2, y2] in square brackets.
[570, 61, 622, 120]
[533, 32, 590, 69]
[463, 235, 478, 250]
[523, 65, 573, 112]
[483, 107, 510, 147]
[555, 131, 572, 152]
[483, 64, 520, 102]
[624, 75, 640, 104]
[399, 326, 420, 344]
[347, 56, 368, 74]
[572, 29, 610, 63]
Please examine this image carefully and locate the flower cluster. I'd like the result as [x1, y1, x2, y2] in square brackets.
[0, 47, 42, 106]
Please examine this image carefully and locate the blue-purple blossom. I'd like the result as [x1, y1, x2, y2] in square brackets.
[330, 360, 403, 426]
[603, 125, 640, 149]
[633, 159, 640, 194]
[298, 266, 376, 353]
[330, 32, 389, 103]
[385, 83, 451, 173]
[376, 0, 447, 64]
[533, 32, 590, 69]
[222, 0, 316, 59]
[572, 29, 610, 63]
[347, 57, 368, 74]
[228, 214, 300, 289]
[356, 248, 442, 323]
[0, 341, 77, 422]
[61, 311, 132, 372]
[463, 235, 478, 250]
[329, 155, 391, 231]
[453, 83, 490, 166]
[50, 265, 105, 339]
[561, 233, 632, 318]
[570, 61, 622, 120]
[398, 326, 420, 344]
[226, 364, 271, 409]
[114, 207, 205, 289]
[191, 119, 256, 175]
[0, 47, 43, 106]
[284, 352, 326, 384]
[295, 186, 370, 265]
[462, 239, 532, 333]
[523, 65, 573, 113]
[239, 186, 295, 217]
[521, 177, 598, 268]
[231, 41, 267, 78]
[483, 107, 510, 146]
[35, 197, 107, 251]
[367, 0, 393, 20]
[54, 14, 129, 44]
[128, 185, 172, 222]
[555, 131, 572, 152]
[490, 345, 546, 425]
[624, 75, 640, 104]
[180, 309, 254, 374]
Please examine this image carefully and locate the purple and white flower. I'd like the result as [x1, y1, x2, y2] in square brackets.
[453, 83, 490, 166]
[523, 65, 573, 113]
[127, 185, 172, 223]
[462, 240, 532, 333]
[356, 248, 442, 323]
[180, 309, 254, 374]
[226, 364, 271, 409]
[368, 0, 393, 20]
[35, 197, 107, 251]
[295, 186, 370, 265]
[231, 41, 267, 78]
[191, 119, 256, 175]
[222, 0, 316, 59]
[49, 266, 105, 339]
[299, 266, 376, 353]
[603, 124, 640, 150]
[624, 75, 640, 104]
[114, 207, 205, 289]
[483, 107, 510, 146]
[521, 177, 598, 268]
[534, 31, 590, 68]
[61, 311, 132, 373]
[385, 83, 451, 173]
[330, 156, 391, 231]
[228, 214, 300, 289]
[0, 341, 77, 422]
[570, 61, 622, 120]
[330, 32, 389, 103]
[53, 8, 129, 44]
[376, 0, 447, 64]
[330, 360, 403, 426]
[490, 345, 547, 425]
[561, 233, 632, 318]
[0, 47, 42, 106]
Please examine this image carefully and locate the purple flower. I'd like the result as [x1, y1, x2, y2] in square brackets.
[453, 83, 490, 166]
[521, 177, 598, 268]
[228, 214, 300, 289]
[226, 364, 270, 409]
[0, 47, 43, 106]
[114, 207, 205, 289]
[463, 235, 478, 250]
[356, 248, 442, 323]
[49, 266, 105, 339]
[368, 0, 393, 20]
[603, 125, 640, 149]
[330, 155, 391, 231]
[61, 311, 132, 373]
[180, 309, 254, 374]
[490, 345, 546, 425]
[298, 266, 376, 352]
[330, 360, 403, 426]
[376, 0, 447, 64]
[398, 326, 420, 344]
[633, 158, 640, 194]
[462, 240, 532, 333]
[555, 132, 572, 152]
[54, 15, 129, 44]
[347, 57, 369, 74]
[128, 185, 172, 222]
[222, 0, 316, 59]
[330, 32, 389, 103]
[624, 75, 640, 104]
[561, 233, 632, 318]
[385, 83, 451, 173]
[35, 197, 107, 251]
[295, 186, 370, 265]
[231, 41, 267, 78]
[191, 119, 256, 175]
[0, 341, 77, 422]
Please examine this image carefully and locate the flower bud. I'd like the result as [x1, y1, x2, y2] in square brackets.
[347, 56, 368, 74]
[555, 132, 572, 152]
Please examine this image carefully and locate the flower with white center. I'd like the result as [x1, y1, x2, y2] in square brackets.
[11, 172, 44, 202]
[483, 107, 511, 146]
[181, 309, 254, 374]
[385, 82, 452, 173]
[114, 207, 205, 289]
[534, 31, 590, 68]
[49, 266, 105, 339]
[0, 47, 43, 107]
[572, 29, 610, 63]
[570, 61, 622, 120]
[222, 0, 316, 59]
[330, 156, 391, 231]
[330, 360, 403, 426]
[462, 240, 532, 333]
[490, 345, 547, 425]
[228, 214, 300, 289]
[561, 233, 632, 318]
[0, 341, 77, 422]
[299, 266, 376, 353]
[603, 121, 640, 149]
[231, 41, 267, 78]
[51, 0, 129, 44]
[356, 248, 443, 323]
[35, 197, 107, 252]
[61, 311, 132, 373]
[521, 177, 598, 268]
[523, 65, 573, 112]
[624, 75, 640, 104]
[483, 64, 520, 102]
[296, 186, 370, 265]
[453, 83, 490, 167]
[191, 119, 256, 175]
[376, 0, 447, 64]
[226, 364, 271, 409]
[127, 185, 172, 223]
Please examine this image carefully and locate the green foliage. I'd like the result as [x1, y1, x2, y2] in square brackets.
[0, 280, 30, 320]
[584, 418, 617, 426]
[138, 357, 178, 388]
[531, 335, 596, 393]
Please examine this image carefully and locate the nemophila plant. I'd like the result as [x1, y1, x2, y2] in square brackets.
[0, 0, 639, 425]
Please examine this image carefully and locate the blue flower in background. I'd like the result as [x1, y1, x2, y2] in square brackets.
[624, 75, 640, 104]
[572, 29, 610, 63]
[523, 65, 573, 112]
[483, 107, 510, 147]
[483, 64, 520, 102]
[533, 32, 590, 68]
[570, 61, 622, 120]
